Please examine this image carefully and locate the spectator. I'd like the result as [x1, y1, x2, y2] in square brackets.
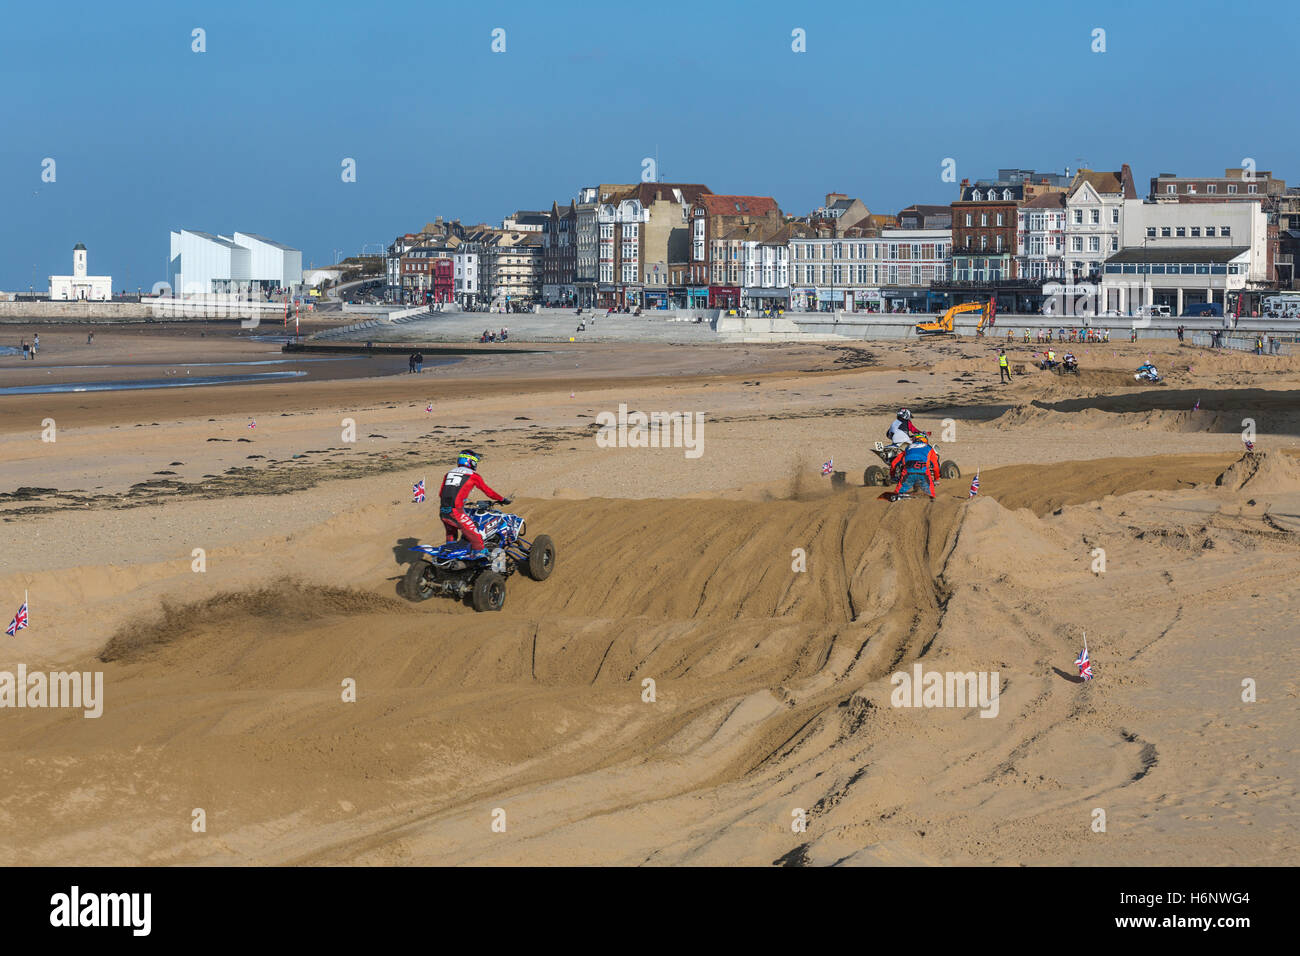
[415, 351, 424, 373]
[999, 348, 1011, 383]
[21, 338, 29, 359]
[32, 333, 39, 357]
[409, 352, 416, 373]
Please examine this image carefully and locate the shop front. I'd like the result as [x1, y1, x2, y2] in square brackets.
[644, 290, 670, 310]
[709, 285, 741, 309]
[687, 287, 710, 308]
[742, 287, 790, 312]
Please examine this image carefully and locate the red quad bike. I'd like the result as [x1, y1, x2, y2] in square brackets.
[863, 437, 961, 495]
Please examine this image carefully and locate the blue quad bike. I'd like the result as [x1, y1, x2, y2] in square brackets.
[403, 500, 555, 611]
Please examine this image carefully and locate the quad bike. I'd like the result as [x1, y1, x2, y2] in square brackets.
[863, 437, 961, 488]
[403, 501, 555, 611]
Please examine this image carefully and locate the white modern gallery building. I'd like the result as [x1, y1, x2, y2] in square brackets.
[168, 230, 302, 296]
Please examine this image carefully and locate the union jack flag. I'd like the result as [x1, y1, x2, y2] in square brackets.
[412, 479, 425, 503]
[969, 472, 980, 497]
[1075, 644, 1093, 681]
[5, 600, 28, 636]
[821, 459, 834, 476]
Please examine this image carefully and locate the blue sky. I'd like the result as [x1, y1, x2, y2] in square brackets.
[0, 0, 1287, 291]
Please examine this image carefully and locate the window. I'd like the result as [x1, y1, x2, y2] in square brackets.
[1111, 237, 1118, 251]
[1190, 227, 1201, 238]
[1221, 225, 1231, 236]
[1175, 227, 1186, 237]
[996, 213, 1003, 226]
[995, 235, 1002, 252]
[972, 190, 982, 201]
[1227, 184, 1238, 194]
[1161, 226, 1171, 237]
[1071, 237, 1083, 252]
[980, 213, 988, 227]
[1112, 208, 1120, 224]
[1205, 226, 1216, 237]
[1003, 189, 1012, 201]
[1165, 184, 1175, 193]
[1146, 227, 1156, 237]
[912, 243, 921, 259]
[1073, 209, 1083, 224]
[1091, 209, 1100, 224]
[1207, 184, 1217, 194]
[1186, 184, 1196, 194]
[1089, 237, 1100, 252]
[1248, 184, 1258, 194]
[965, 213, 972, 227]
[980, 236, 987, 250]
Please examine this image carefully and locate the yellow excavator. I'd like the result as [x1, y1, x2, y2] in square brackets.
[915, 300, 991, 335]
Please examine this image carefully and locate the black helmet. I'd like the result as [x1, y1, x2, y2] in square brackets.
[898, 408, 912, 421]
[456, 449, 481, 471]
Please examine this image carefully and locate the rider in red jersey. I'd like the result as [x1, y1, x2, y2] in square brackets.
[439, 450, 508, 554]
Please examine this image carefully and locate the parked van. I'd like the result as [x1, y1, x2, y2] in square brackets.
[1136, 304, 1171, 318]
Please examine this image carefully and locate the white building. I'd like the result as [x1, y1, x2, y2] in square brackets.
[231, 233, 302, 291]
[1063, 167, 1137, 282]
[49, 242, 112, 300]
[1100, 199, 1268, 314]
[789, 230, 949, 310]
[1016, 192, 1066, 280]
[168, 229, 301, 296]
[453, 251, 478, 305]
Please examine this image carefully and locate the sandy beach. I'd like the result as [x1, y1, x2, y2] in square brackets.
[1, 327, 1297, 866]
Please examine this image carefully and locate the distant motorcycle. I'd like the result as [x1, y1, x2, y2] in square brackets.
[1135, 363, 1162, 383]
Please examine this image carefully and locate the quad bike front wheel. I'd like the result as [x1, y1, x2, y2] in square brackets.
[471, 571, 507, 612]
[404, 560, 436, 602]
[940, 461, 961, 480]
[526, 534, 556, 581]
[864, 465, 887, 487]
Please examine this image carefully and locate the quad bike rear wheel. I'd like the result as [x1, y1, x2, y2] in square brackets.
[526, 534, 556, 581]
[471, 571, 507, 612]
[864, 465, 887, 486]
[940, 461, 961, 479]
[404, 560, 436, 602]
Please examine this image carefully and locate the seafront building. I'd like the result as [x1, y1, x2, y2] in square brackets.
[378, 159, 1298, 315]
[48, 242, 112, 301]
[168, 230, 302, 297]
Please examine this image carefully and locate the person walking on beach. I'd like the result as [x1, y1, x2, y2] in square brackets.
[21, 339, 29, 360]
[32, 333, 39, 358]
[998, 348, 1011, 383]
[415, 351, 424, 373]
[408, 352, 416, 373]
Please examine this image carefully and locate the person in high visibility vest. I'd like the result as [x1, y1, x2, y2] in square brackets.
[999, 349, 1011, 383]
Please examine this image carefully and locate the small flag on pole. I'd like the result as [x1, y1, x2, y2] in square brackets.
[412, 479, 425, 503]
[1075, 636, 1093, 681]
[821, 459, 834, 476]
[248, 420, 256, 429]
[1245, 439, 1255, 452]
[425, 403, 433, 413]
[5, 592, 29, 636]
[969, 470, 980, 498]
[1193, 399, 1200, 411]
